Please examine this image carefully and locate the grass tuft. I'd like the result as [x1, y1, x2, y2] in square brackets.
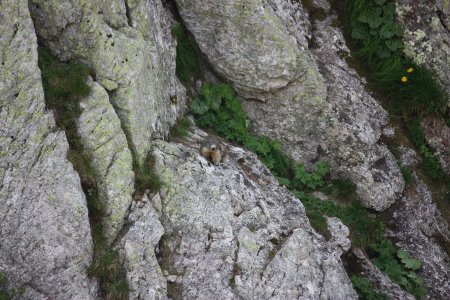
[134, 153, 163, 198]
[169, 117, 192, 141]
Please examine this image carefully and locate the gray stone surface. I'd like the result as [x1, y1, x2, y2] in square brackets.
[396, 0, 450, 106]
[0, 1, 96, 298]
[326, 217, 351, 254]
[77, 79, 135, 244]
[30, 0, 186, 163]
[385, 174, 450, 299]
[137, 131, 358, 299]
[175, 0, 403, 211]
[420, 116, 450, 175]
[119, 194, 167, 300]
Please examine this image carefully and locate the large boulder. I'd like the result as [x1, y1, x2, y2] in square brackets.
[122, 131, 357, 299]
[175, 0, 404, 211]
[0, 1, 96, 298]
[29, 0, 186, 163]
[77, 79, 135, 244]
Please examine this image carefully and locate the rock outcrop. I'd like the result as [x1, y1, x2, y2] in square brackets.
[123, 131, 357, 299]
[396, 0, 450, 105]
[29, 0, 186, 163]
[385, 149, 450, 299]
[0, 1, 96, 298]
[77, 78, 135, 244]
[119, 194, 167, 299]
[175, 0, 404, 211]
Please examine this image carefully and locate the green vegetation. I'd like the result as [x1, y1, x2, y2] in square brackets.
[400, 165, 414, 185]
[0, 273, 25, 300]
[38, 47, 129, 299]
[191, 82, 291, 178]
[323, 178, 358, 201]
[169, 117, 193, 140]
[294, 193, 384, 248]
[370, 240, 427, 299]
[351, 276, 388, 300]
[346, 0, 450, 194]
[346, 0, 447, 117]
[173, 23, 202, 82]
[407, 120, 449, 182]
[191, 82, 384, 248]
[190, 81, 427, 297]
[133, 153, 163, 200]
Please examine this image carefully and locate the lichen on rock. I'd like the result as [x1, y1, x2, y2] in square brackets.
[0, 0, 96, 298]
[77, 78, 135, 244]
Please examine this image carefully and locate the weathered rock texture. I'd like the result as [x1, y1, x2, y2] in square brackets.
[396, 0, 450, 105]
[77, 79, 135, 244]
[0, 1, 96, 298]
[385, 167, 450, 298]
[119, 194, 167, 299]
[29, 0, 186, 163]
[175, 0, 404, 211]
[421, 116, 450, 175]
[125, 131, 357, 299]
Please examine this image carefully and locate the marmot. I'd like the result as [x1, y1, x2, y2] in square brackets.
[199, 136, 225, 165]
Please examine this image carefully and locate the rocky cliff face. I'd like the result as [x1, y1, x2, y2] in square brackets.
[29, 0, 186, 163]
[0, 1, 96, 299]
[1, 0, 450, 299]
[174, 0, 404, 212]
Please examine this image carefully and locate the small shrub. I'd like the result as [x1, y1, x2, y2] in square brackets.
[291, 161, 329, 191]
[351, 276, 388, 300]
[322, 178, 358, 201]
[173, 23, 202, 81]
[169, 117, 192, 140]
[87, 249, 129, 300]
[370, 240, 427, 299]
[134, 153, 162, 196]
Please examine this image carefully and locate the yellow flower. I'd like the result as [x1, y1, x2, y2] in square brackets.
[407, 67, 414, 73]
[401, 76, 408, 82]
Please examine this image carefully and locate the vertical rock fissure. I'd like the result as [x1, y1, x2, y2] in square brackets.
[124, 0, 133, 27]
[36, 46, 130, 299]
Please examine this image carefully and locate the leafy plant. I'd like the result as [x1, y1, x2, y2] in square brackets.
[351, 276, 388, 300]
[291, 161, 329, 191]
[172, 23, 202, 81]
[370, 240, 427, 299]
